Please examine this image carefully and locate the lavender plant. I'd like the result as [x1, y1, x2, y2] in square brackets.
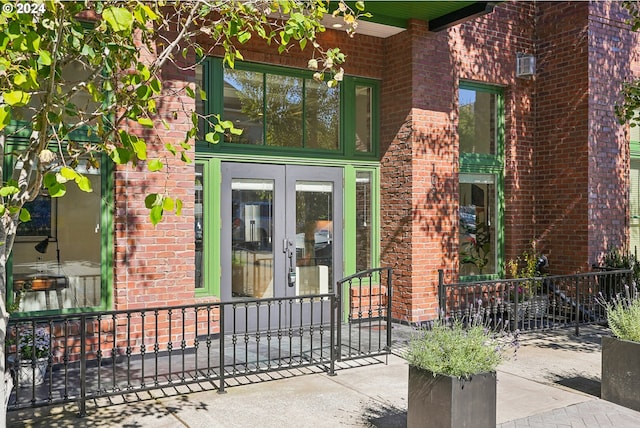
[407, 314, 518, 379]
[600, 287, 640, 342]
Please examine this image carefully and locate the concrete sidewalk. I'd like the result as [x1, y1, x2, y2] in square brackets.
[8, 325, 640, 427]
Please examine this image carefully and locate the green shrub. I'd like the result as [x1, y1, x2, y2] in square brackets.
[407, 319, 516, 379]
[601, 289, 640, 342]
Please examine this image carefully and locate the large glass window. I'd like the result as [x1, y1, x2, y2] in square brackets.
[220, 66, 339, 149]
[11, 159, 106, 312]
[458, 83, 503, 278]
[197, 58, 378, 160]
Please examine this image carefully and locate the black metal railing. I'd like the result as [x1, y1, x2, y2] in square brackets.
[337, 267, 393, 361]
[438, 269, 632, 334]
[6, 268, 392, 415]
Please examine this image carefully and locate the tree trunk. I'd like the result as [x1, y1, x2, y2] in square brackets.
[0, 218, 20, 421]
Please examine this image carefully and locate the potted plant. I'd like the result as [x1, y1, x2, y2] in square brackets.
[8, 327, 51, 387]
[600, 288, 640, 411]
[506, 242, 548, 320]
[406, 318, 517, 428]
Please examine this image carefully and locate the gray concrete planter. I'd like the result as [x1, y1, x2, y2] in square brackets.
[407, 366, 496, 428]
[601, 336, 640, 411]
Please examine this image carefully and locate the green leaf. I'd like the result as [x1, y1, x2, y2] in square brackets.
[60, 166, 79, 181]
[77, 175, 93, 192]
[0, 185, 19, 197]
[0, 106, 11, 131]
[132, 140, 147, 160]
[38, 50, 52, 66]
[237, 31, 251, 44]
[205, 132, 220, 144]
[149, 78, 162, 93]
[137, 117, 154, 127]
[175, 199, 183, 216]
[149, 205, 163, 226]
[19, 208, 31, 223]
[111, 148, 131, 165]
[162, 197, 174, 211]
[3, 90, 30, 106]
[148, 159, 163, 172]
[47, 182, 66, 198]
[144, 193, 160, 209]
[165, 143, 177, 155]
[355, 1, 365, 12]
[103, 7, 134, 33]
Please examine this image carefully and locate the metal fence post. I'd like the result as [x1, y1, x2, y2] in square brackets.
[329, 292, 336, 376]
[78, 315, 87, 417]
[218, 304, 226, 394]
[438, 269, 445, 320]
[385, 268, 393, 355]
[335, 277, 343, 364]
[575, 276, 580, 336]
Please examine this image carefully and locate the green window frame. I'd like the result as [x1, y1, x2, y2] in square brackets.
[197, 57, 379, 161]
[5, 137, 113, 316]
[458, 81, 504, 281]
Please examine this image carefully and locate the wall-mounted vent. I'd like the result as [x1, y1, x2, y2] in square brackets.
[516, 54, 535, 78]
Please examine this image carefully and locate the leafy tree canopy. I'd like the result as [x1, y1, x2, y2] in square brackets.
[0, 0, 366, 227]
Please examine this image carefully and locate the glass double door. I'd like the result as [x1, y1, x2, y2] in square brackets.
[221, 163, 343, 331]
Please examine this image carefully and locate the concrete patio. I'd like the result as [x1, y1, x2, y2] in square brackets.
[7, 325, 640, 427]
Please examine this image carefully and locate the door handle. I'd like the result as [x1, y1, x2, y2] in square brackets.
[284, 239, 296, 287]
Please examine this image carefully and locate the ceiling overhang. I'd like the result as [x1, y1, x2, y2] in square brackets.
[326, 1, 497, 37]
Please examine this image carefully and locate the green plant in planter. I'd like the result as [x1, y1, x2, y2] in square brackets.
[406, 318, 518, 428]
[407, 319, 516, 379]
[600, 287, 640, 342]
[599, 287, 640, 412]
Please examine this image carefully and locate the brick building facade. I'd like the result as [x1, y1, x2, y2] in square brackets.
[10, 1, 638, 327]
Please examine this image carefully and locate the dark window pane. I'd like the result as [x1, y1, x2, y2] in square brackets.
[355, 86, 372, 152]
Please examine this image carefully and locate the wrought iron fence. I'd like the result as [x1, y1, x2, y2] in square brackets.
[6, 268, 392, 415]
[438, 269, 633, 334]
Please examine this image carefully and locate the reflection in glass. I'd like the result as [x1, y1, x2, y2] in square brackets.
[459, 89, 496, 155]
[296, 181, 333, 295]
[266, 74, 303, 147]
[356, 171, 372, 271]
[305, 79, 339, 150]
[355, 86, 372, 152]
[12, 164, 102, 312]
[231, 179, 274, 299]
[224, 69, 264, 145]
[459, 174, 496, 276]
[195, 164, 204, 288]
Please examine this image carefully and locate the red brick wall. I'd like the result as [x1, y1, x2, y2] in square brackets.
[113, 31, 197, 311]
[587, 1, 633, 265]
[111, 3, 636, 325]
[534, 2, 590, 273]
[454, 2, 537, 270]
[380, 3, 538, 323]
